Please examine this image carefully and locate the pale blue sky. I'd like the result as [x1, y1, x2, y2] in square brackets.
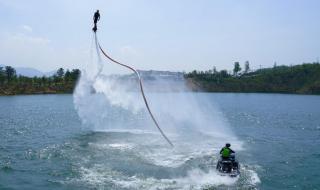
[0, 0, 319, 73]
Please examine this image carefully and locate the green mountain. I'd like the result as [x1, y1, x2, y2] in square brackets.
[185, 63, 320, 94]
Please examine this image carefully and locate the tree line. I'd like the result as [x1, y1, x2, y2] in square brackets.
[185, 62, 320, 94]
[0, 66, 80, 95]
[185, 61, 251, 79]
[1, 62, 320, 95]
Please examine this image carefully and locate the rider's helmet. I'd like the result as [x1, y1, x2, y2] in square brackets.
[226, 143, 231, 147]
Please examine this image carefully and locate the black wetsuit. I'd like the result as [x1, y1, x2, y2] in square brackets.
[94, 11, 100, 24]
[93, 11, 100, 32]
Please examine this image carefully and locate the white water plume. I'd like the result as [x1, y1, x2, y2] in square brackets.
[73, 33, 244, 148]
[71, 36, 258, 188]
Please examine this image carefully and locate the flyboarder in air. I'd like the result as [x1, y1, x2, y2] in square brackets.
[92, 10, 100, 32]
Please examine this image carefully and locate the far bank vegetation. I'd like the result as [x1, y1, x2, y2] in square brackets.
[0, 67, 80, 95]
[185, 62, 320, 94]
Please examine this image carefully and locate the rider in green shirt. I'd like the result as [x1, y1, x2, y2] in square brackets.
[220, 143, 235, 159]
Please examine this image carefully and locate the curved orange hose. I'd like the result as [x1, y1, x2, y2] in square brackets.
[96, 36, 174, 147]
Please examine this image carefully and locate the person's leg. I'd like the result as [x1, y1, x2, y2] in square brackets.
[222, 156, 229, 161]
[92, 23, 97, 32]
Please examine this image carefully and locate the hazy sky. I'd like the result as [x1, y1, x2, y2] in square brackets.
[0, 0, 319, 73]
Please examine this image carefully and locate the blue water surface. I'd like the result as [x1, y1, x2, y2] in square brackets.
[0, 93, 319, 190]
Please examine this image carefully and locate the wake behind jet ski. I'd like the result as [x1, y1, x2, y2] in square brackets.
[216, 143, 240, 177]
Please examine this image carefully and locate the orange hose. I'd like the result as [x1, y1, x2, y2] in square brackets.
[96, 35, 174, 147]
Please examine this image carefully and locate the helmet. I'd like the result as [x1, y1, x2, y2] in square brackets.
[226, 143, 231, 147]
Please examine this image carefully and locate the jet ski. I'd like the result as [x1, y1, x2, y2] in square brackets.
[216, 153, 240, 177]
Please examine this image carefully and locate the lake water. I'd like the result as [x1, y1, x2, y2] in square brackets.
[0, 93, 319, 190]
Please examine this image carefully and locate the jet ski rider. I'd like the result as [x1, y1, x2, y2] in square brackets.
[220, 143, 235, 159]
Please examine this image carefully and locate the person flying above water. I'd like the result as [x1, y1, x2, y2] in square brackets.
[220, 143, 235, 159]
[92, 10, 100, 32]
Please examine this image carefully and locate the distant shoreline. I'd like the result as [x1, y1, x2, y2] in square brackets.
[1, 91, 319, 97]
[184, 63, 320, 95]
[0, 91, 71, 96]
[0, 67, 80, 96]
[1, 63, 320, 96]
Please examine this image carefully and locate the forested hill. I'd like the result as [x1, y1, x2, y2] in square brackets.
[1, 63, 320, 95]
[185, 63, 320, 94]
[0, 67, 80, 95]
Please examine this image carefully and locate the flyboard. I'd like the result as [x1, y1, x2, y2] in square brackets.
[93, 29, 174, 147]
